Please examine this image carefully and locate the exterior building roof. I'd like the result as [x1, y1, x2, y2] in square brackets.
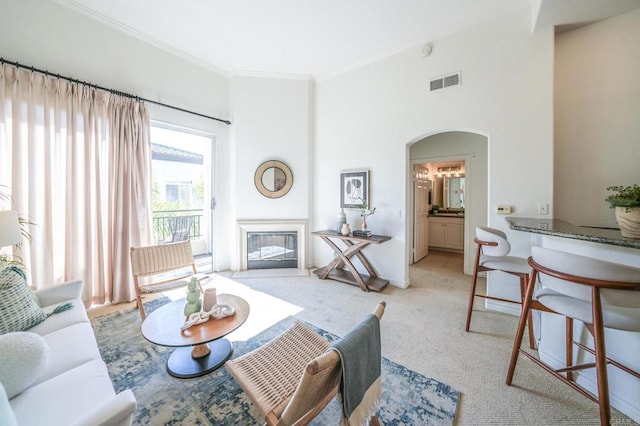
[151, 143, 203, 165]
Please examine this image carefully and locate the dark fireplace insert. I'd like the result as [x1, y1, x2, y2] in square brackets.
[247, 231, 298, 269]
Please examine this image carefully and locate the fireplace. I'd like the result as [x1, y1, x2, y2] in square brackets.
[237, 220, 307, 271]
[246, 231, 298, 269]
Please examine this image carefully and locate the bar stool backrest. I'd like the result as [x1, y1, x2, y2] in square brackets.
[532, 246, 640, 316]
[476, 226, 511, 257]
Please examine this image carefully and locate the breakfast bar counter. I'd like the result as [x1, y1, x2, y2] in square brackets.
[505, 217, 640, 249]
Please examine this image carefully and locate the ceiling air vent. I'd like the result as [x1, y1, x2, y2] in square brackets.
[429, 72, 461, 92]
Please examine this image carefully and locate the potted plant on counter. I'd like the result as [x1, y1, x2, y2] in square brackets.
[605, 184, 640, 238]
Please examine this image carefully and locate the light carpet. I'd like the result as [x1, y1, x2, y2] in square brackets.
[91, 297, 459, 425]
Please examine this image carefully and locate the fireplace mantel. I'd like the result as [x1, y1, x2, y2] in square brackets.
[236, 220, 307, 271]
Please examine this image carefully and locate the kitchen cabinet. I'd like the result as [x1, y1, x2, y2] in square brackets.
[428, 216, 464, 251]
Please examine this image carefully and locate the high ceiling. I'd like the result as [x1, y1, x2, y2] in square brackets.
[53, 0, 640, 79]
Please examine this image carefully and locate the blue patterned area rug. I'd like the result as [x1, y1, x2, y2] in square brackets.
[92, 298, 459, 425]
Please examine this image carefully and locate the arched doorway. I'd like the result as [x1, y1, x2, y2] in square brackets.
[407, 131, 488, 276]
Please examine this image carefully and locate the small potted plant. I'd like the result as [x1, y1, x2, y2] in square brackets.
[605, 184, 640, 238]
[360, 206, 376, 231]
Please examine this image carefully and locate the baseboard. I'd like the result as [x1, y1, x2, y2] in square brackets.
[484, 299, 521, 317]
[533, 341, 640, 422]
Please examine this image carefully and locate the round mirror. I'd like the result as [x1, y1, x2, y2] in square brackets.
[254, 160, 293, 198]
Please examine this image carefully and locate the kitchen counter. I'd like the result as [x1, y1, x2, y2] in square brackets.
[505, 217, 640, 249]
[430, 212, 464, 218]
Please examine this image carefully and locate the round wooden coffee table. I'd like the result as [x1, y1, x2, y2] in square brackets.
[141, 293, 250, 378]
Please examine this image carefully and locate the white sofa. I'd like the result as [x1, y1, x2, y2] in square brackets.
[1, 280, 136, 426]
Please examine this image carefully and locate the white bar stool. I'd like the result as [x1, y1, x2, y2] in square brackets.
[506, 246, 640, 426]
[466, 227, 535, 347]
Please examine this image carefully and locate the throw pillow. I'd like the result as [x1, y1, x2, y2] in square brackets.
[0, 266, 47, 334]
[0, 332, 50, 399]
[0, 381, 18, 426]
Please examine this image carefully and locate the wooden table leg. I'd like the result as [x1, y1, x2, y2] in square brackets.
[343, 239, 380, 278]
[314, 235, 376, 291]
[191, 343, 211, 358]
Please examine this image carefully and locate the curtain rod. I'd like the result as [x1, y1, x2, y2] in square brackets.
[0, 57, 231, 125]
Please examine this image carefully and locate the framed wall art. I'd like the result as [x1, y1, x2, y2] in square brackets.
[340, 170, 369, 209]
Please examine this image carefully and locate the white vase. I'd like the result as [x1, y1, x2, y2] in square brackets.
[337, 209, 346, 232]
[203, 288, 217, 312]
[615, 207, 640, 239]
[341, 223, 351, 236]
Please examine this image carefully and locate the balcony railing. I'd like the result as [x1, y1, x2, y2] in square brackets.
[152, 209, 203, 243]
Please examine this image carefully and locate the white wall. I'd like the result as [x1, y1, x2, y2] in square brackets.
[315, 4, 554, 286]
[230, 75, 314, 269]
[554, 9, 640, 228]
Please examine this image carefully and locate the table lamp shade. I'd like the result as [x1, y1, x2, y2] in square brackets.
[0, 211, 22, 247]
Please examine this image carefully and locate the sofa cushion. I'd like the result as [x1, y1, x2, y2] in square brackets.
[27, 298, 88, 336]
[0, 266, 47, 334]
[10, 359, 117, 426]
[0, 382, 18, 426]
[0, 332, 50, 398]
[32, 322, 102, 387]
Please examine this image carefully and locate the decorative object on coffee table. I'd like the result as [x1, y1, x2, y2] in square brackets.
[184, 277, 203, 317]
[203, 287, 217, 312]
[181, 304, 236, 331]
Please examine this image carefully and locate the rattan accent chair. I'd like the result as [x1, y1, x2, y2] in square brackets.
[130, 240, 206, 320]
[226, 302, 386, 426]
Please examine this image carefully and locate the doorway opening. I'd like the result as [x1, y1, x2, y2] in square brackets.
[412, 160, 466, 264]
[150, 123, 216, 273]
[407, 131, 488, 277]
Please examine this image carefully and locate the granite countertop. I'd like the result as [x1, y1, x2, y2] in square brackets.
[505, 217, 640, 249]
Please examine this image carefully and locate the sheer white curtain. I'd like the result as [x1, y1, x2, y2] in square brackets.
[0, 64, 152, 306]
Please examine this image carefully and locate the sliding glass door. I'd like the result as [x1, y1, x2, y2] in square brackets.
[150, 123, 215, 272]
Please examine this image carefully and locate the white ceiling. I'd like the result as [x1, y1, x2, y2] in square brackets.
[54, 0, 640, 80]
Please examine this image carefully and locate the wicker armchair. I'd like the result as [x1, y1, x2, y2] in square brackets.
[226, 302, 386, 426]
[129, 240, 206, 320]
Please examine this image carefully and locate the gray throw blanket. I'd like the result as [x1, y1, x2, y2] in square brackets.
[330, 314, 381, 425]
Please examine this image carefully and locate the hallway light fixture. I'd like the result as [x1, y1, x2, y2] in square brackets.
[436, 166, 463, 177]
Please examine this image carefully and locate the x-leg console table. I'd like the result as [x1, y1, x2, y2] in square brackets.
[312, 229, 391, 292]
